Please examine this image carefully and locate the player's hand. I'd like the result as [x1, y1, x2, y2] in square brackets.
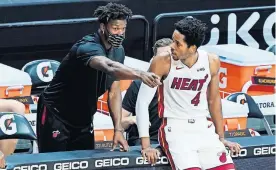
[220, 139, 241, 154]
[0, 151, 5, 169]
[111, 130, 129, 152]
[141, 147, 161, 166]
[139, 71, 161, 88]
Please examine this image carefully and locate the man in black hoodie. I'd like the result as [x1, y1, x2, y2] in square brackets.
[36, 3, 160, 153]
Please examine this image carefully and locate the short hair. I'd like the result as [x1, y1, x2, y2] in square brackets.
[153, 38, 173, 56]
[94, 3, 133, 24]
[174, 17, 208, 48]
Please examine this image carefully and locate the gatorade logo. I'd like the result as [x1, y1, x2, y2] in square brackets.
[219, 67, 227, 89]
[36, 62, 54, 82]
[0, 114, 17, 135]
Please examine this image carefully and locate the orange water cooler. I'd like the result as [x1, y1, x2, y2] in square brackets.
[201, 44, 275, 130]
[0, 63, 32, 113]
[200, 44, 275, 116]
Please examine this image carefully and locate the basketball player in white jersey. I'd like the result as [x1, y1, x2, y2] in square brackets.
[136, 17, 241, 170]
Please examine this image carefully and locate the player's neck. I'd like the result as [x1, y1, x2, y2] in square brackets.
[180, 52, 198, 68]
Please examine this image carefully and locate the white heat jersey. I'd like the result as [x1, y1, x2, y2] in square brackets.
[158, 50, 211, 119]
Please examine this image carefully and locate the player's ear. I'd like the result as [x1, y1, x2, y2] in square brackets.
[189, 45, 197, 53]
[100, 23, 105, 34]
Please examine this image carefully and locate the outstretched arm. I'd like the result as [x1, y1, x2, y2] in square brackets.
[89, 56, 161, 88]
[76, 42, 160, 87]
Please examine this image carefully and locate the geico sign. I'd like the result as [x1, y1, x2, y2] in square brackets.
[13, 164, 47, 170]
[54, 161, 88, 170]
[254, 146, 276, 156]
[95, 158, 129, 167]
[231, 148, 247, 158]
[136, 156, 169, 165]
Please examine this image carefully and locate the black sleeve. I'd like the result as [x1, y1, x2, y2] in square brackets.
[76, 42, 105, 66]
[122, 80, 141, 115]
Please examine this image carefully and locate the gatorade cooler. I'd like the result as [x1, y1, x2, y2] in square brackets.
[94, 113, 114, 141]
[0, 63, 32, 113]
[200, 44, 275, 116]
[208, 99, 249, 131]
[221, 99, 249, 131]
[200, 44, 275, 97]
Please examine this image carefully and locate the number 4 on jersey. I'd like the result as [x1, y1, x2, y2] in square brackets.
[191, 92, 201, 106]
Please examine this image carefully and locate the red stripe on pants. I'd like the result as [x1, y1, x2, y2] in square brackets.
[41, 106, 47, 125]
[158, 118, 176, 170]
